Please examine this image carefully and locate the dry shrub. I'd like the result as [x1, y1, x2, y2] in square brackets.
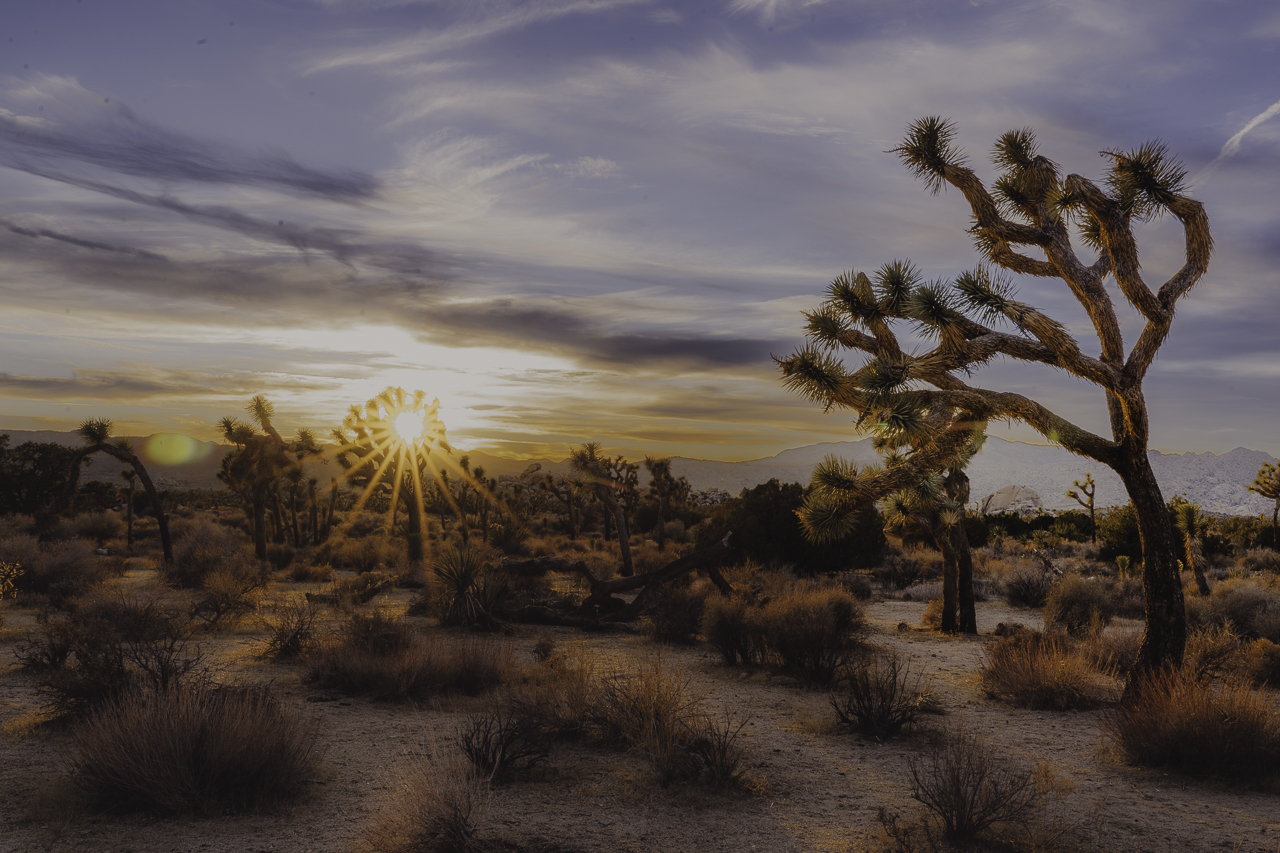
[0, 535, 105, 607]
[506, 643, 599, 739]
[192, 564, 266, 629]
[702, 583, 865, 683]
[1076, 628, 1141, 676]
[980, 629, 1113, 710]
[69, 511, 123, 545]
[874, 547, 941, 590]
[17, 593, 205, 720]
[919, 597, 943, 630]
[894, 726, 1073, 849]
[1186, 577, 1280, 642]
[1003, 566, 1053, 609]
[289, 561, 334, 583]
[1238, 548, 1280, 575]
[702, 594, 765, 666]
[69, 682, 317, 814]
[1043, 574, 1116, 636]
[595, 656, 749, 787]
[645, 580, 710, 644]
[359, 751, 489, 853]
[259, 595, 322, 659]
[833, 649, 933, 738]
[759, 586, 865, 684]
[1102, 667, 1280, 780]
[1244, 638, 1280, 687]
[307, 621, 511, 701]
[1183, 624, 1248, 681]
[166, 518, 258, 589]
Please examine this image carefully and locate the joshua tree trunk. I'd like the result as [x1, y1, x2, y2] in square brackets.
[1117, 452, 1186, 691]
[252, 492, 268, 560]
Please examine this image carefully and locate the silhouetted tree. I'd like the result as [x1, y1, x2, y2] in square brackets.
[570, 442, 638, 576]
[778, 118, 1211, 688]
[120, 469, 137, 548]
[61, 419, 172, 563]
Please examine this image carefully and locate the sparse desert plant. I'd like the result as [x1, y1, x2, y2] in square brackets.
[980, 629, 1113, 710]
[70, 511, 123, 546]
[907, 726, 1062, 847]
[265, 542, 296, 571]
[0, 560, 21, 626]
[1187, 577, 1280, 642]
[69, 682, 317, 815]
[1244, 638, 1280, 687]
[1182, 624, 1248, 682]
[488, 521, 531, 557]
[457, 706, 549, 781]
[832, 649, 933, 737]
[1043, 574, 1115, 636]
[259, 595, 322, 659]
[432, 547, 500, 629]
[1102, 667, 1280, 780]
[506, 643, 599, 740]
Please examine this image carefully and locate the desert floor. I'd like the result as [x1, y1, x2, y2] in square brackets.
[1, 571, 1279, 853]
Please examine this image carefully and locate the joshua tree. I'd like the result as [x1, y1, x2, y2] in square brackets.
[119, 469, 137, 548]
[1066, 473, 1097, 544]
[218, 396, 313, 560]
[540, 473, 587, 539]
[1247, 461, 1280, 549]
[60, 419, 172, 563]
[332, 387, 451, 565]
[778, 118, 1211, 687]
[570, 442, 638, 576]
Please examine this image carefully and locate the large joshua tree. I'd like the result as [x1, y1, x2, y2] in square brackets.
[778, 118, 1210, 686]
[1247, 461, 1280, 549]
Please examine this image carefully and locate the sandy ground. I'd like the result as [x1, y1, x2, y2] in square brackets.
[2, 577, 1279, 853]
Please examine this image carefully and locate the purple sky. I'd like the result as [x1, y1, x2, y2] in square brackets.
[0, 0, 1277, 461]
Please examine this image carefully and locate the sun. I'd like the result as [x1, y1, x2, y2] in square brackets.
[393, 409, 425, 445]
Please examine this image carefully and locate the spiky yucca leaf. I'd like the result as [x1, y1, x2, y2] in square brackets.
[77, 418, 113, 446]
[827, 270, 884, 326]
[874, 260, 921, 315]
[804, 304, 851, 350]
[777, 348, 851, 407]
[857, 356, 911, 394]
[906, 283, 967, 350]
[873, 398, 933, 445]
[893, 117, 966, 195]
[1104, 141, 1188, 220]
[991, 127, 1039, 170]
[992, 174, 1037, 220]
[954, 268, 1015, 323]
[796, 490, 864, 544]
[810, 456, 873, 500]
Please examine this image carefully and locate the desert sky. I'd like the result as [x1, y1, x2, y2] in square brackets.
[0, 0, 1277, 461]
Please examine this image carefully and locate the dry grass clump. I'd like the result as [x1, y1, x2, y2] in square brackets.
[16, 593, 206, 719]
[873, 546, 943, 590]
[880, 726, 1074, 851]
[980, 629, 1115, 710]
[191, 563, 267, 629]
[359, 750, 490, 853]
[702, 582, 865, 685]
[1003, 566, 1053, 608]
[69, 682, 317, 815]
[457, 706, 549, 782]
[832, 649, 935, 738]
[1102, 667, 1280, 781]
[288, 560, 335, 583]
[307, 614, 512, 701]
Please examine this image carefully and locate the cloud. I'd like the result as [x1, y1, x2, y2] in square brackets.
[0, 75, 377, 201]
[2, 219, 168, 261]
[559, 156, 622, 179]
[0, 365, 334, 403]
[1190, 94, 1280, 188]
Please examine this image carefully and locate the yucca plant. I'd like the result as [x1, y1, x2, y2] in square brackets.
[432, 547, 500, 629]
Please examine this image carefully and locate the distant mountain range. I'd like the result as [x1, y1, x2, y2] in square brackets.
[3, 428, 1275, 517]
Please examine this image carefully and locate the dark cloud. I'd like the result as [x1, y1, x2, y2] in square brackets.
[430, 301, 783, 368]
[0, 366, 334, 402]
[0, 93, 377, 202]
[3, 219, 168, 261]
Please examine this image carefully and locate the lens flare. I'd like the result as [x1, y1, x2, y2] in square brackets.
[144, 433, 211, 467]
[393, 410, 424, 444]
